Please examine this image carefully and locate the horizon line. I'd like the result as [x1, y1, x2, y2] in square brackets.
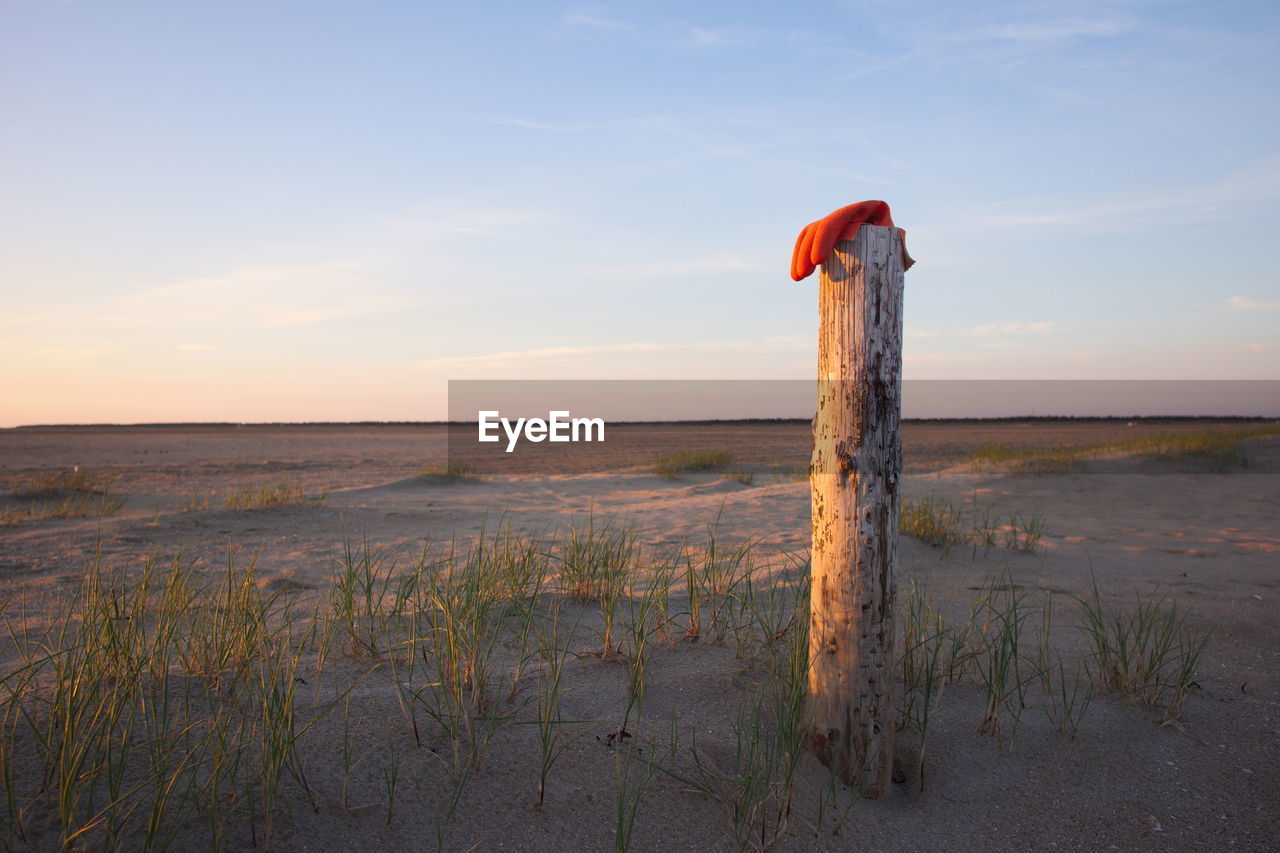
[6, 414, 1280, 431]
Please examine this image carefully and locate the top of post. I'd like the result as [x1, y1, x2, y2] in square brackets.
[789, 200, 915, 281]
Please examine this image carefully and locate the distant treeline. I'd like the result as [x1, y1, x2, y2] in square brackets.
[8, 415, 1278, 431]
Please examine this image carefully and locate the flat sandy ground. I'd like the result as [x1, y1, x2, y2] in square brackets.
[0, 422, 1276, 851]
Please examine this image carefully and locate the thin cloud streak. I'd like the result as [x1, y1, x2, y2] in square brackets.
[4, 262, 410, 335]
[576, 254, 758, 279]
[956, 18, 1131, 43]
[560, 11, 633, 31]
[479, 115, 676, 134]
[1222, 342, 1271, 354]
[925, 157, 1280, 236]
[415, 337, 812, 370]
[1214, 296, 1280, 313]
[679, 27, 757, 48]
[967, 322, 1055, 337]
[129, 263, 403, 330]
[908, 322, 1056, 339]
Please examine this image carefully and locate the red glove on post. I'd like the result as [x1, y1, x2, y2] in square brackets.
[789, 200, 914, 281]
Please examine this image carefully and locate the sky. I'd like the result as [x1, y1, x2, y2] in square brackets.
[2, 0, 1278, 425]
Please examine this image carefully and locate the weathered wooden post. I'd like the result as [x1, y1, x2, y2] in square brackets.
[790, 202, 912, 798]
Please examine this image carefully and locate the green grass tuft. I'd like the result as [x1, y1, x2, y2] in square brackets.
[1121, 427, 1278, 470]
[418, 461, 484, 481]
[1077, 578, 1210, 723]
[225, 479, 324, 509]
[974, 424, 1280, 474]
[900, 495, 1047, 555]
[899, 495, 966, 551]
[653, 449, 733, 479]
[2, 468, 125, 523]
[972, 444, 1082, 475]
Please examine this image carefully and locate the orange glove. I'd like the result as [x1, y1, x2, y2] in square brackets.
[789, 200, 913, 281]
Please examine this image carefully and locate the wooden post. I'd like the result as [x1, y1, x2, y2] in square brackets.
[808, 223, 905, 798]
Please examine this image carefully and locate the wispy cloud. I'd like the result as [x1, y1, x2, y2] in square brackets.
[956, 18, 1130, 44]
[837, 6, 1139, 82]
[478, 115, 675, 134]
[390, 207, 559, 238]
[416, 335, 811, 371]
[135, 263, 402, 329]
[1, 200, 561, 371]
[2, 261, 410, 338]
[577, 254, 757, 279]
[474, 111, 793, 178]
[679, 27, 757, 48]
[18, 343, 115, 361]
[1222, 342, 1272, 354]
[961, 157, 1280, 233]
[560, 10, 632, 31]
[418, 342, 678, 370]
[1214, 295, 1280, 313]
[834, 51, 919, 82]
[909, 321, 1055, 339]
[965, 321, 1055, 337]
[764, 333, 812, 346]
[259, 308, 369, 329]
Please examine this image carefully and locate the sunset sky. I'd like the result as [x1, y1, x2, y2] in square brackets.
[3, 0, 1278, 425]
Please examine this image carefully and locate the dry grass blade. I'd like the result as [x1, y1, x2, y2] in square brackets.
[3, 468, 125, 524]
[225, 478, 325, 509]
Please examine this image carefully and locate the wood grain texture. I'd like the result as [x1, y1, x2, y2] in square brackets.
[807, 224, 905, 798]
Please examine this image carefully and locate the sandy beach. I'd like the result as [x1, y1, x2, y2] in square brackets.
[0, 421, 1276, 851]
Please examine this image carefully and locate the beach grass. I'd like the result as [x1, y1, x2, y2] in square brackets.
[1077, 577, 1210, 724]
[899, 495, 966, 551]
[653, 449, 734, 479]
[973, 424, 1280, 474]
[900, 496, 1047, 555]
[418, 461, 484, 481]
[224, 478, 325, 509]
[0, 522, 1211, 849]
[2, 468, 125, 523]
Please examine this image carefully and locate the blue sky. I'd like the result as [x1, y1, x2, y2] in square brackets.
[2, 0, 1277, 425]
